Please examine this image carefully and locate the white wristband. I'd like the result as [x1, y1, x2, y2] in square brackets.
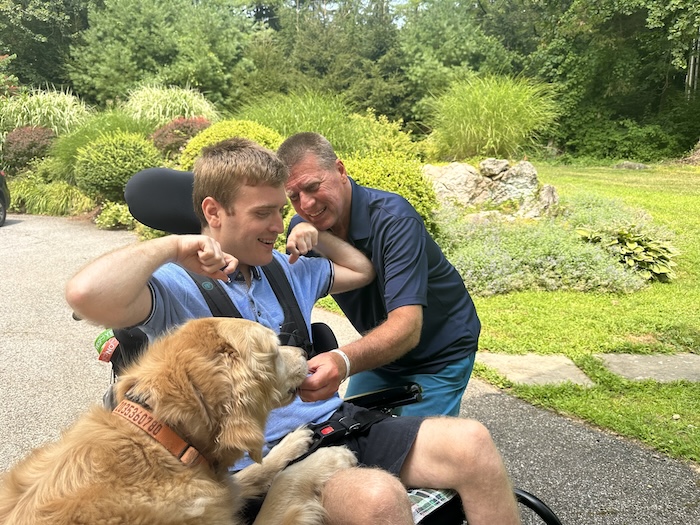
[330, 349, 351, 383]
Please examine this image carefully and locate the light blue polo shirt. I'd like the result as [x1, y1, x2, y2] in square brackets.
[141, 250, 344, 469]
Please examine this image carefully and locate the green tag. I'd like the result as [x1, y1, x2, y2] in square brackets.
[94, 329, 115, 354]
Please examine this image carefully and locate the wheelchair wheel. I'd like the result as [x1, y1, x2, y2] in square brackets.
[514, 488, 562, 525]
[416, 488, 562, 524]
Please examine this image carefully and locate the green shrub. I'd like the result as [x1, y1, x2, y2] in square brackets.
[0, 88, 91, 135]
[179, 119, 283, 171]
[74, 131, 163, 202]
[563, 193, 680, 281]
[427, 75, 559, 160]
[95, 201, 137, 230]
[1, 54, 20, 97]
[438, 215, 646, 296]
[561, 193, 653, 232]
[135, 222, 169, 240]
[121, 85, 220, 128]
[237, 91, 419, 159]
[561, 113, 682, 162]
[8, 174, 95, 215]
[343, 154, 439, 236]
[152, 116, 212, 159]
[577, 226, 680, 282]
[29, 156, 64, 183]
[49, 110, 155, 184]
[347, 109, 423, 160]
[1, 126, 55, 175]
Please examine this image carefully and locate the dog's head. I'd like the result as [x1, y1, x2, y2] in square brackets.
[114, 318, 308, 467]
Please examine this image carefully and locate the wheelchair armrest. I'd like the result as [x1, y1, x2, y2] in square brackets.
[344, 382, 423, 412]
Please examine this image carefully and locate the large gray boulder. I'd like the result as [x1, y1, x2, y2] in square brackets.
[422, 159, 558, 219]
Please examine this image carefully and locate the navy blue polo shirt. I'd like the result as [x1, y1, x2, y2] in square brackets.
[290, 178, 480, 374]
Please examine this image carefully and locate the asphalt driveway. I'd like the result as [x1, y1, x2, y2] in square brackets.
[1, 213, 698, 524]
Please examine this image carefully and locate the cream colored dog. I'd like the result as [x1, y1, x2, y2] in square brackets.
[0, 317, 356, 525]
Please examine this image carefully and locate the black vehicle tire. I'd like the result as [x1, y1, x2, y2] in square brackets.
[0, 199, 6, 227]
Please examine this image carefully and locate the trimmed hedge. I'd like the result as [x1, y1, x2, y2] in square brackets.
[74, 131, 163, 202]
[179, 119, 283, 171]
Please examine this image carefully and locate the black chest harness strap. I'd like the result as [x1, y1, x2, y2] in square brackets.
[287, 408, 391, 467]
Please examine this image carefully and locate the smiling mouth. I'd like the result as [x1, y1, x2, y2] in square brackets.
[308, 207, 326, 218]
[259, 238, 276, 245]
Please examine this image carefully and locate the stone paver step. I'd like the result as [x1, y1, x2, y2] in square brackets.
[311, 308, 700, 387]
[595, 353, 700, 382]
[476, 352, 700, 386]
[476, 353, 594, 386]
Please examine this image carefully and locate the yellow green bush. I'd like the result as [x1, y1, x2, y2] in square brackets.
[74, 131, 163, 202]
[179, 119, 283, 170]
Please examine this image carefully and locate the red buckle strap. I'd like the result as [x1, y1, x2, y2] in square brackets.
[113, 400, 210, 470]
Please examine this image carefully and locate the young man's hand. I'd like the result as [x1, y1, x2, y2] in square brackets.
[286, 222, 319, 264]
[174, 235, 238, 282]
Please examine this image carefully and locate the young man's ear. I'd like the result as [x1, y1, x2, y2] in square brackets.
[201, 196, 225, 228]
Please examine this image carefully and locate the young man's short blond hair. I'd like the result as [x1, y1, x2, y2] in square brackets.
[192, 137, 288, 227]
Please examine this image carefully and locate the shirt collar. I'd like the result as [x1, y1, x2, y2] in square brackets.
[230, 265, 262, 282]
[347, 177, 371, 243]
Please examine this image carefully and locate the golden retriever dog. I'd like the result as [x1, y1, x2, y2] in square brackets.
[0, 317, 356, 525]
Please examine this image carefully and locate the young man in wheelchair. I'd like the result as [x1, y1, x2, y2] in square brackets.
[66, 138, 521, 524]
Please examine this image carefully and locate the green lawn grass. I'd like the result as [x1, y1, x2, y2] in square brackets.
[475, 163, 700, 463]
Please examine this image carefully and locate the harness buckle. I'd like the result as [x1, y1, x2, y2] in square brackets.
[338, 416, 361, 432]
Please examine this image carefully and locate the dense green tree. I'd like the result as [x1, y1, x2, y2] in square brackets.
[396, 0, 517, 125]
[0, 0, 94, 87]
[525, 0, 700, 156]
[68, 0, 253, 106]
[249, 1, 409, 121]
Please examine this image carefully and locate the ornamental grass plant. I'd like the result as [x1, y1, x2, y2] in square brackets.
[8, 174, 94, 216]
[427, 75, 559, 160]
[121, 84, 220, 128]
[236, 91, 420, 159]
[0, 88, 92, 136]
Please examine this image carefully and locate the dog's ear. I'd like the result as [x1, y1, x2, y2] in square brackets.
[213, 323, 284, 463]
[214, 352, 269, 463]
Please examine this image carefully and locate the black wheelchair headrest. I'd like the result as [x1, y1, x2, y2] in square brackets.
[124, 168, 198, 234]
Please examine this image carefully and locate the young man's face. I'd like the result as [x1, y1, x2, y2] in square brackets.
[285, 153, 349, 232]
[219, 183, 287, 267]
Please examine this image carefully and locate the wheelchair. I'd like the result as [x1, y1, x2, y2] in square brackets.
[312, 323, 562, 525]
[117, 168, 563, 524]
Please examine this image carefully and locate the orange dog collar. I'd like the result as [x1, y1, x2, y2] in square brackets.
[113, 400, 211, 470]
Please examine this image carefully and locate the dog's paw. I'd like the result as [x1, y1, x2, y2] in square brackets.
[291, 446, 357, 480]
[265, 427, 314, 465]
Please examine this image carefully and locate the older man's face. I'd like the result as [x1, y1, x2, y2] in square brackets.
[285, 154, 349, 232]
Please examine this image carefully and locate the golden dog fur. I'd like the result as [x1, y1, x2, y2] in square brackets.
[0, 317, 356, 525]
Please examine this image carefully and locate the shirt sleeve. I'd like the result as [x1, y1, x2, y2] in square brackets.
[142, 264, 213, 340]
[273, 252, 333, 319]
